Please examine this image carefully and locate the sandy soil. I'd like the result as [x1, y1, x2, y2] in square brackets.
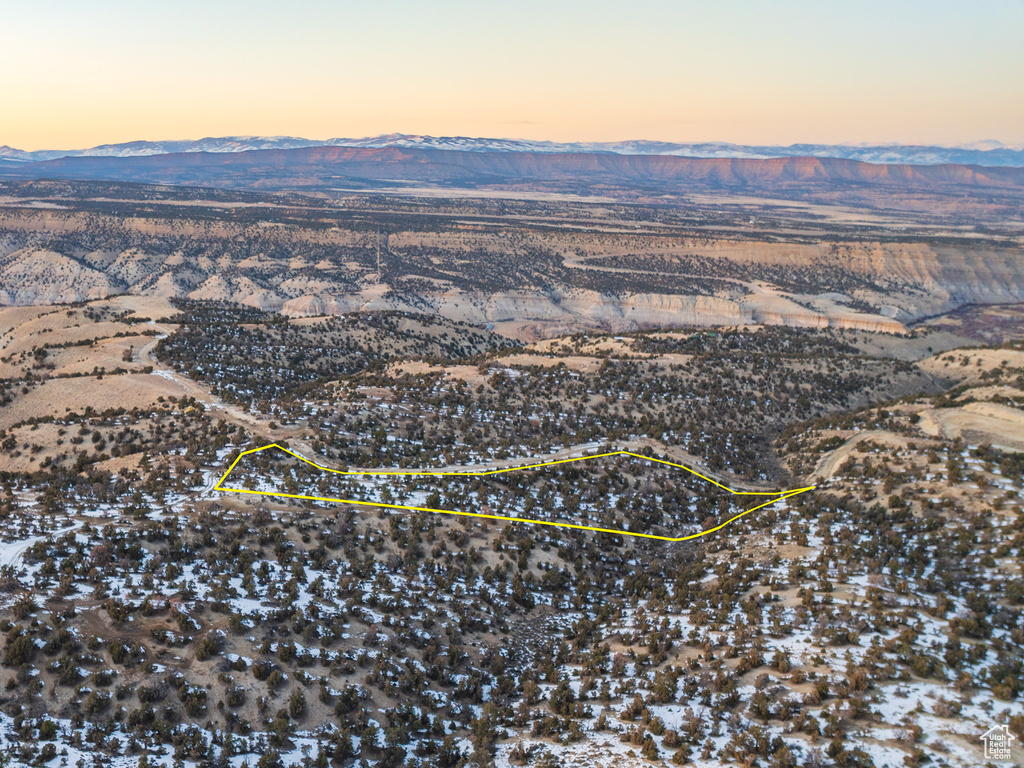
[386, 361, 489, 385]
[0, 373, 184, 430]
[810, 430, 912, 483]
[47, 335, 154, 376]
[0, 305, 55, 336]
[93, 295, 179, 318]
[0, 422, 68, 472]
[531, 337, 638, 355]
[500, 354, 606, 372]
[920, 348, 1024, 380]
[919, 402, 1024, 451]
[94, 452, 147, 475]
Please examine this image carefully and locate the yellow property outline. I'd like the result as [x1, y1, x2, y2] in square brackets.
[215, 443, 815, 542]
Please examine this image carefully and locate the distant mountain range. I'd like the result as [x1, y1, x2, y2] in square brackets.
[3, 146, 1022, 197]
[2, 134, 1023, 167]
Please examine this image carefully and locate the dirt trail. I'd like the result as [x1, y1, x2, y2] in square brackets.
[917, 403, 1024, 452]
[1, 522, 82, 569]
[137, 334, 312, 454]
[811, 434, 870, 483]
[809, 430, 905, 483]
[265, 437, 780, 494]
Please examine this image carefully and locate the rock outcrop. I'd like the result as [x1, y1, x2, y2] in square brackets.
[275, 288, 906, 335]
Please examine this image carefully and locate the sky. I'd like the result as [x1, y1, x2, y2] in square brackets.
[2, 0, 1022, 150]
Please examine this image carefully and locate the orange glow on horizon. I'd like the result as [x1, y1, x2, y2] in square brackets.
[2, 1, 1022, 151]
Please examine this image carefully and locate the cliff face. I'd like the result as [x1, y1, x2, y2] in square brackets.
[2, 196, 1022, 337]
[274, 288, 907, 335]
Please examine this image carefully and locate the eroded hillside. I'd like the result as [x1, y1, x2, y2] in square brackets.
[2, 181, 1023, 340]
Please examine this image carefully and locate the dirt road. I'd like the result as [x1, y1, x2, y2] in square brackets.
[137, 334, 313, 454]
[257, 437, 781, 494]
[137, 331, 780, 494]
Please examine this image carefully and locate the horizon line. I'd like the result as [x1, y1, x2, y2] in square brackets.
[3, 133, 1020, 156]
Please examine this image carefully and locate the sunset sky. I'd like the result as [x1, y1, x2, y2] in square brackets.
[2, 0, 1022, 151]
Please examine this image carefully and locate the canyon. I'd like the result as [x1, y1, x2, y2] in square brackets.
[1, 181, 1022, 337]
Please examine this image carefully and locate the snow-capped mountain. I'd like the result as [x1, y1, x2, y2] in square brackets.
[3, 134, 1023, 167]
[0, 137, 328, 163]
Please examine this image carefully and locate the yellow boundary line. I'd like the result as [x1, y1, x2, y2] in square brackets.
[214, 443, 815, 543]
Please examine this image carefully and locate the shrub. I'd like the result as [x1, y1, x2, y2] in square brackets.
[226, 686, 246, 708]
[194, 635, 220, 661]
[3, 634, 36, 666]
[288, 690, 307, 719]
